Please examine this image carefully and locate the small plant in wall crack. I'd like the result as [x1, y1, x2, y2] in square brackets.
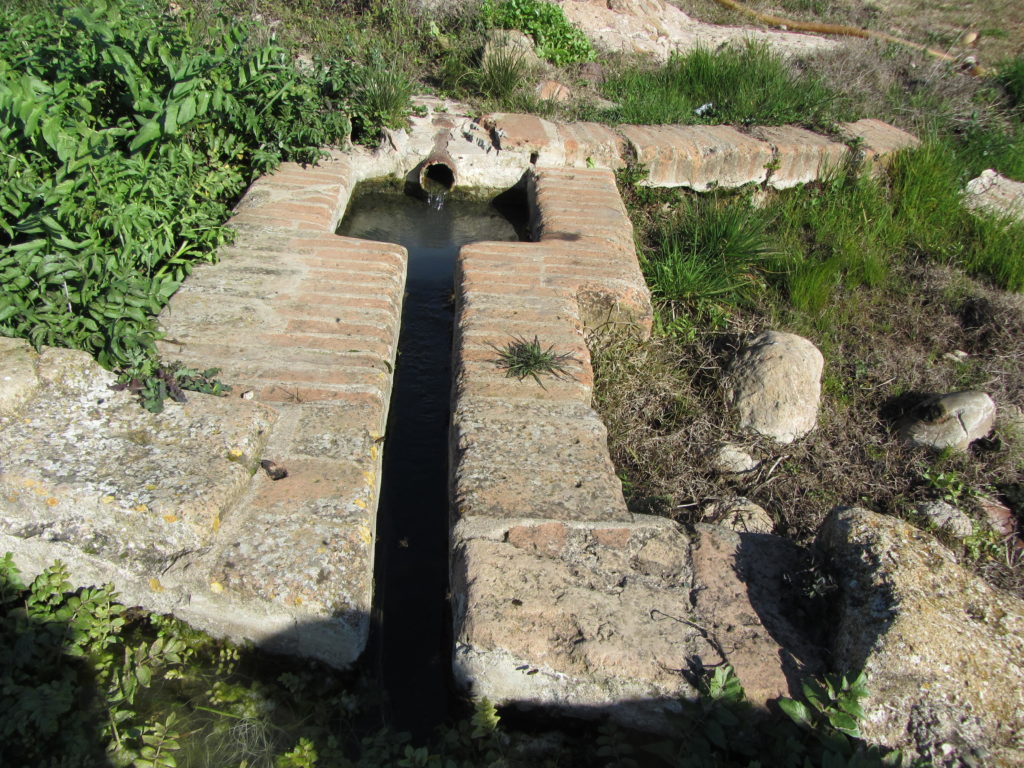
[490, 335, 577, 385]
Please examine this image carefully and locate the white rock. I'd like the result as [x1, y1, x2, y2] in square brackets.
[704, 498, 774, 534]
[710, 443, 760, 475]
[900, 391, 996, 452]
[724, 330, 824, 444]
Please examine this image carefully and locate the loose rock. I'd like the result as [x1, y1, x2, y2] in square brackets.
[724, 330, 823, 444]
[535, 79, 573, 102]
[482, 29, 541, 70]
[964, 169, 1024, 222]
[704, 498, 774, 534]
[914, 499, 974, 538]
[818, 507, 1024, 765]
[710, 443, 761, 475]
[899, 391, 996, 452]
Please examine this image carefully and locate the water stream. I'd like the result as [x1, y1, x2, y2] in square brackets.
[337, 184, 526, 737]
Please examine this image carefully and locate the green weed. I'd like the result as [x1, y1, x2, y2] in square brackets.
[998, 55, 1024, 110]
[478, 42, 533, 102]
[491, 335, 577, 384]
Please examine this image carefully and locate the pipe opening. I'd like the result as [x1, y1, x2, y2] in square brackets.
[421, 161, 456, 192]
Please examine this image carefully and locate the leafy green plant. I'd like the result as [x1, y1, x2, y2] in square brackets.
[113, 362, 230, 413]
[481, 0, 595, 65]
[491, 334, 577, 384]
[0, 0, 381, 410]
[922, 467, 970, 503]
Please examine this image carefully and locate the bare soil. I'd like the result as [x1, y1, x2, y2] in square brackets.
[676, 0, 1024, 68]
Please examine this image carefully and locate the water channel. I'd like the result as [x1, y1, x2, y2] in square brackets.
[337, 183, 527, 736]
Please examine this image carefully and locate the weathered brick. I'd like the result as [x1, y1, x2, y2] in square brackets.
[555, 121, 626, 169]
[747, 125, 849, 188]
[625, 124, 774, 189]
[840, 119, 920, 167]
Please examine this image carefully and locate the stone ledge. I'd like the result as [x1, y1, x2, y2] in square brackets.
[619, 124, 774, 190]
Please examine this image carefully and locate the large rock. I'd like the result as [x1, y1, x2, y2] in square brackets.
[724, 331, 823, 443]
[818, 507, 1024, 766]
[900, 391, 996, 452]
[482, 28, 542, 70]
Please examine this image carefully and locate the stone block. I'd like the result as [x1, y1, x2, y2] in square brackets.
[840, 119, 920, 167]
[451, 399, 627, 522]
[555, 121, 626, 169]
[620, 124, 774, 190]
[748, 125, 849, 188]
[0, 348, 275, 567]
[451, 517, 711, 731]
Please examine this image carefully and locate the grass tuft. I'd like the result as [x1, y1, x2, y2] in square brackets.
[643, 196, 776, 326]
[491, 335, 577, 384]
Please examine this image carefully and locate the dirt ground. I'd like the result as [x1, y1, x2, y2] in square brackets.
[676, 0, 1024, 67]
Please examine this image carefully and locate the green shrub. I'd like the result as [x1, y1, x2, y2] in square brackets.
[601, 42, 850, 127]
[481, 0, 595, 66]
[0, 0, 393, 391]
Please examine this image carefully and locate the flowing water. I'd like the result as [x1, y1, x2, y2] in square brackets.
[337, 184, 526, 737]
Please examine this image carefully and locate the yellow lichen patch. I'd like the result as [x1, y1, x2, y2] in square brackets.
[101, 495, 115, 504]
[353, 497, 367, 509]
[5, 495, 18, 504]
[22, 478, 38, 488]
[358, 525, 372, 546]
[209, 581, 224, 594]
[144, 483, 157, 491]
[370, 443, 379, 461]
[33, 486, 48, 495]
[292, 595, 304, 606]
[211, 514, 221, 532]
[362, 470, 375, 488]
[149, 578, 164, 592]
[163, 514, 179, 524]
[317, 545, 327, 554]
[132, 504, 148, 513]
[226, 448, 244, 461]
[45, 497, 59, 506]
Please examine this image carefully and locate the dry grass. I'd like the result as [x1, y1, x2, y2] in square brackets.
[674, 0, 1024, 67]
[590, 260, 1024, 597]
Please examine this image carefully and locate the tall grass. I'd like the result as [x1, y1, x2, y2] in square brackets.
[642, 196, 776, 334]
[600, 42, 850, 127]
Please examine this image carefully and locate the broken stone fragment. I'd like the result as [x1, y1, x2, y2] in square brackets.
[710, 442, 761, 475]
[703, 497, 774, 534]
[817, 506, 1024, 765]
[964, 168, 1024, 221]
[724, 330, 823, 444]
[535, 80, 573, 102]
[914, 499, 973, 538]
[899, 391, 996, 452]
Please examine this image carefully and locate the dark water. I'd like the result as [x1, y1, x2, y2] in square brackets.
[337, 187, 523, 737]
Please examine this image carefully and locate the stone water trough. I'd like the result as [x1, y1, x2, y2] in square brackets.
[2, 98, 939, 731]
